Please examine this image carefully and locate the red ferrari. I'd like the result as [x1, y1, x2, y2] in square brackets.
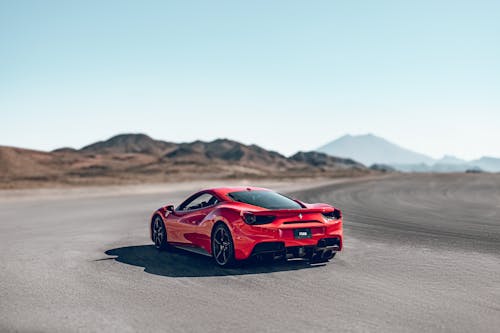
[150, 187, 343, 267]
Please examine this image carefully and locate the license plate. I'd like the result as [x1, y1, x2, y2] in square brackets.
[294, 228, 312, 239]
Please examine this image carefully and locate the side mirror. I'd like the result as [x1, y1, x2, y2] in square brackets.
[165, 205, 174, 212]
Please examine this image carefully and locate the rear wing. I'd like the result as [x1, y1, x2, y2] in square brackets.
[246, 208, 335, 216]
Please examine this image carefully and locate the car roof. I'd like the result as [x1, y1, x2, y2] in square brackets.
[206, 186, 271, 197]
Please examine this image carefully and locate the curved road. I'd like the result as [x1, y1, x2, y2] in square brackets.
[0, 174, 499, 332]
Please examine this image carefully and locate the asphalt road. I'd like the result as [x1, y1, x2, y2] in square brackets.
[1, 174, 499, 332]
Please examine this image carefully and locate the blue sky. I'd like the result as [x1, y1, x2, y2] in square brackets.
[1, 0, 499, 159]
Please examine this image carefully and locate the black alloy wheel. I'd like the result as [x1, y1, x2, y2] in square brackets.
[152, 216, 169, 250]
[212, 224, 236, 267]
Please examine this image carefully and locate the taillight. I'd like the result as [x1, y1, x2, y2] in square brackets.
[242, 212, 276, 225]
[322, 209, 342, 221]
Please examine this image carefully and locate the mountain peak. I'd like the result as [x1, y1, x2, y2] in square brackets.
[317, 134, 435, 166]
[336, 133, 387, 143]
[165, 138, 286, 164]
[80, 133, 175, 155]
[436, 155, 467, 165]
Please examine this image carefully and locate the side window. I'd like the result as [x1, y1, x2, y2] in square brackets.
[180, 193, 218, 211]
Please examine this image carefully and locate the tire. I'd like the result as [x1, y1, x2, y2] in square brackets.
[211, 223, 236, 268]
[152, 215, 169, 251]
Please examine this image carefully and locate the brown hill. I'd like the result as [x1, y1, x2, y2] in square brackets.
[164, 139, 292, 170]
[81, 133, 176, 155]
[0, 146, 56, 179]
[290, 151, 365, 170]
[0, 134, 371, 188]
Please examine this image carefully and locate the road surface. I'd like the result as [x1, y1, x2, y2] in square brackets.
[1, 174, 499, 332]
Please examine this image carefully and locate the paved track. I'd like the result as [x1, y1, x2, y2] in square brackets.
[1, 174, 499, 332]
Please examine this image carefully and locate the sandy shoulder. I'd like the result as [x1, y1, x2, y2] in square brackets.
[0, 176, 385, 202]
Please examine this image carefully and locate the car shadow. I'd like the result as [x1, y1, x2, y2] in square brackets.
[102, 245, 323, 277]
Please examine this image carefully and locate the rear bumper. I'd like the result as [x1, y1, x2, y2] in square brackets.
[250, 237, 341, 260]
[232, 222, 343, 260]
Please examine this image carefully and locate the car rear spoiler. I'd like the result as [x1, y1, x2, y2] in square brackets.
[245, 208, 334, 216]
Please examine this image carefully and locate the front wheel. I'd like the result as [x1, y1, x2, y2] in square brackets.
[152, 215, 169, 251]
[211, 224, 236, 267]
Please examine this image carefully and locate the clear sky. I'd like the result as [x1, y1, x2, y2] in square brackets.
[1, 0, 499, 160]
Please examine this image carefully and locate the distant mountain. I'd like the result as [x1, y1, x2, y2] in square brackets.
[164, 139, 292, 169]
[0, 134, 371, 188]
[393, 156, 500, 173]
[0, 146, 57, 179]
[468, 157, 500, 173]
[369, 164, 396, 173]
[80, 133, 176, 155]
[289, 151, 365, 170]
[393, 163, 471, 173]
[318, 134, 500, 173]
[317, 134, 435, 166]
[435, 155, 468, 165]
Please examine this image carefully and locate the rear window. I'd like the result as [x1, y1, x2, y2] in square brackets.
[228, 190, 302, 209]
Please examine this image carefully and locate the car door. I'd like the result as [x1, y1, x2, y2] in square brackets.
[171, 192, 219, 245]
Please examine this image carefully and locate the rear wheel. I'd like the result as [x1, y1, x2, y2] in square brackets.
[211, 224, 236, 267]
[152, 216, 169, 251]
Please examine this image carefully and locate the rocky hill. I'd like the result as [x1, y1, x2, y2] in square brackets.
[0, 134, 371, 188]
[80, 133, 177, 155]
[289, 151, 365, 170]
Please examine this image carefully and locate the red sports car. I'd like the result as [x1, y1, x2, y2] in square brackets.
[150, 187, 343, 267]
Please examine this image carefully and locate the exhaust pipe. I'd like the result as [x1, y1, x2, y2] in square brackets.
[322, 249, 334, 260]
